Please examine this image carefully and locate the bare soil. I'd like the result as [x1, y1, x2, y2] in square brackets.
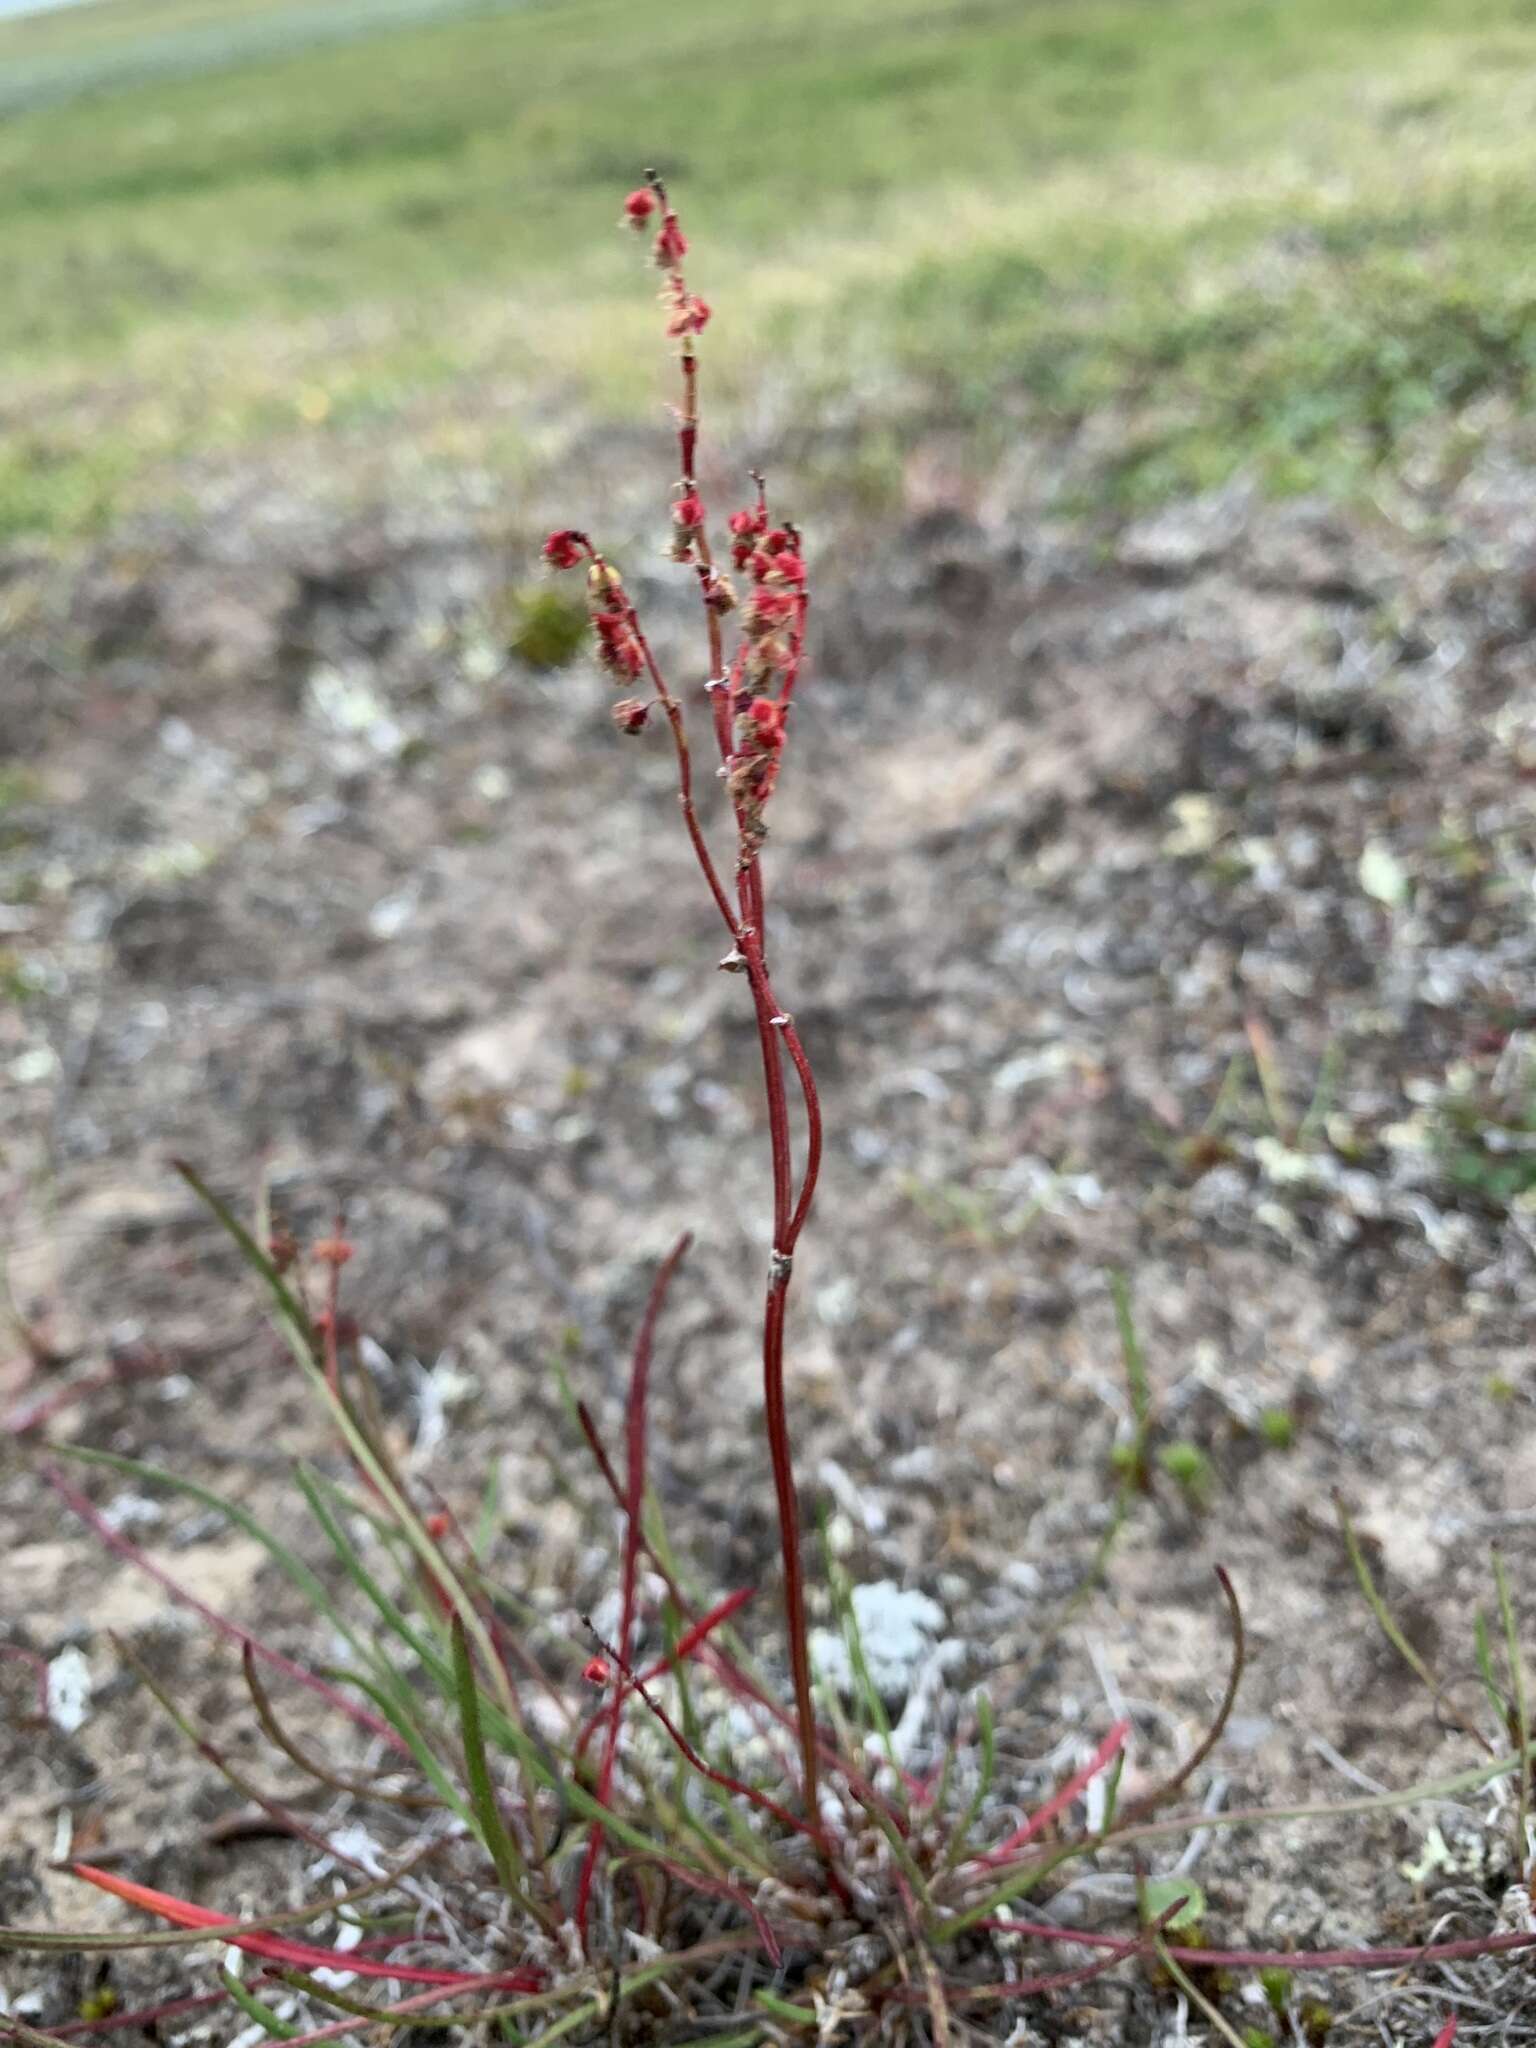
[3, 422, 1536, 2040]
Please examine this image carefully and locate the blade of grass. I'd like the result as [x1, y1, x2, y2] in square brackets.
[1492, 1547, 1529, 1868]
[112, 1633, 369, 1869]
[240, 1646, 433, 1809]
[449, 1614, 557, 1937]
[218, 1968, 300, 2042]
[1337, 1494, 1490, 1754]
[938, 1692, 996, 1874]
[1154, 1936, 1250, 2048]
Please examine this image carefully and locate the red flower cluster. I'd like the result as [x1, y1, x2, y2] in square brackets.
[592, 607, 644, 681]
[672, 491, 705, 535]
[581, 1656, 612, 1686]
[623, 188, 656, 227]
[729, 688, 790, 852]
[747, 695, 786, 751]
[654, 213, 687, 270]
[611, 697, 650, 735]
[542, 529, 586, 571]
[312, 1236, 354, 1268]
[745, 586, 796, 640]
[728, 504, 768, 569]
[666, 291, 711, 339]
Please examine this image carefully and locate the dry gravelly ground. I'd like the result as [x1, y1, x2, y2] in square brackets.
[2, 417, 1536, 2043]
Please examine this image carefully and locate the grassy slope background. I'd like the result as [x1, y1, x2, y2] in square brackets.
[2, 0, 1536, 538]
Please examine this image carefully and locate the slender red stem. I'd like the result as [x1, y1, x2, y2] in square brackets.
[575, 1588, 754, 1762]
[575, 1234, 691, 1948]
[42, 1467, 405, 1752]
[963, 1917, 1536, 1975]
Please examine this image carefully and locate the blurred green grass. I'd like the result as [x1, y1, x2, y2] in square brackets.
[2, 0, 1536, 539]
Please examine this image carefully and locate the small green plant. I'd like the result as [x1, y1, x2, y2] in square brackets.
[503, 582, 588, 670]
[1258, 1406, 1296, 1451]
[1159, 1440, 1213, 1503]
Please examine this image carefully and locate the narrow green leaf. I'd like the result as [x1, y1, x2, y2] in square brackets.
[939, 1690, 994, 1872]
[172, 1160, 314, 1347]
[1493, 1548, 1529, 1866]
[450, 1615, 534, 1907]
[1337, 1497, 1443, 1702]
[219, 1968, 300, 2041]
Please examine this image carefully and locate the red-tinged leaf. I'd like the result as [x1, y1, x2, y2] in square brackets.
[67, 1866, 541, 1991]
[43, 1467, 404, 1753]
[975, 1717, 1132, 1868]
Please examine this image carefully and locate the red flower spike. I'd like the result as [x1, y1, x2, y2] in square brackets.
[623, 187, 656, 227]
[767, 551, 805, 586]
[582, 1656, 612, 1686]
[542, 529, 585, 571]
[672, 492, 705, 532]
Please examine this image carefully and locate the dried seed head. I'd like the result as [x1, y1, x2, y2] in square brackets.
[612, 697, 650, 735]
